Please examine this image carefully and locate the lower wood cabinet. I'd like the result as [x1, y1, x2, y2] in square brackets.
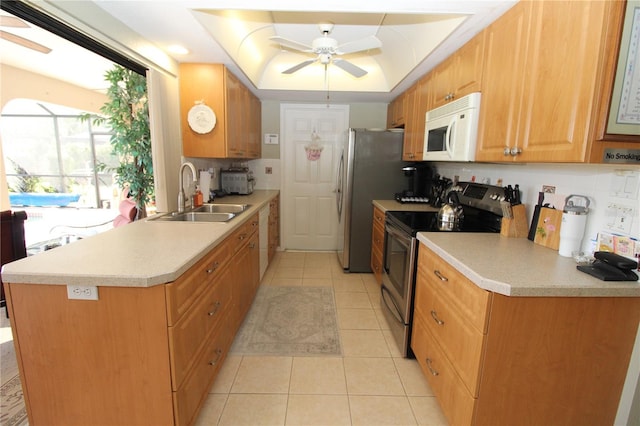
[370, 206, 385, 283]
[412, 244, 640, 425]
[5, 211, 265, 426]
[268, 195, 280, 263]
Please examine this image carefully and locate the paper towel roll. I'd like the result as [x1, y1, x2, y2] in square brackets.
[199, 170, 212, 202]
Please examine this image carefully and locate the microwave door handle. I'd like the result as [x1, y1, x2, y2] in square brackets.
[445, 116, 456, 158]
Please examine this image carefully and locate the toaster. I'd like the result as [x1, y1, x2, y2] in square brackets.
[220, 169, 255, 195]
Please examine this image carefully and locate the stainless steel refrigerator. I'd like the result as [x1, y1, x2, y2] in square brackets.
[336, 128, 406, 272]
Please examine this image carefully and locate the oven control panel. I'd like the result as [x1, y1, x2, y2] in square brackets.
[449, 182, 505, 216]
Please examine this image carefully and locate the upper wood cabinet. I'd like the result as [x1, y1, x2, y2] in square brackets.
[476, 0, 626, 163]
[179, 63, 261, 159]
[387, 92, 406, 129]
[431, 33, 485, 109]
[402, 85, 419, 161]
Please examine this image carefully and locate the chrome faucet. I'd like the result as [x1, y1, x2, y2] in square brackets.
[178, 162, 197, 213]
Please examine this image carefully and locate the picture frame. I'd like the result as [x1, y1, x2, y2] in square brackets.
[606, 0, 640, 136]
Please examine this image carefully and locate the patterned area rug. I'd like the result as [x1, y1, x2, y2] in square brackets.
[231, 286, 342, 356]
[0, 374, 27, 426]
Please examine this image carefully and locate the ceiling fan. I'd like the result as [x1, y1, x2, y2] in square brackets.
[270, 22, 381, 78]
[0, 14, 52, 54]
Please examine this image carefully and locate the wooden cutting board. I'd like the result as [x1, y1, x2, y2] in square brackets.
[533, 207, 562, 250]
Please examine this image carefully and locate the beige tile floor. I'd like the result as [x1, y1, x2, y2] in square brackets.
[194, 251, 448, 426]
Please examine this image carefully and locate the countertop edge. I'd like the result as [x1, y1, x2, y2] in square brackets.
[417, 232, 640, 298]
[1, 190, 280, 288]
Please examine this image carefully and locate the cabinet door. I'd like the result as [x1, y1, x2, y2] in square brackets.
[517, 0, 607, 162]
[452, 32, 485, 99]
[431, 56, 454, 108]
[476, 2, 530, 162]
[248, 93, 262, 158]
[180, 63, 227, 158]
[225, 70, 245, 158]
[402, 85, 418, 161]
[387, 93, 405, 128]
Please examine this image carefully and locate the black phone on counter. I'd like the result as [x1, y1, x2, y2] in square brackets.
[577, 252, 639, 282]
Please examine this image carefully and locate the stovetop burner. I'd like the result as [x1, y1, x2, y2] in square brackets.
[386, 181, 505, 235]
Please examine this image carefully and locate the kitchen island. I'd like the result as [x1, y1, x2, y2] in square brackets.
[413, 232, 640, 425]
[1, 190, 279, 426]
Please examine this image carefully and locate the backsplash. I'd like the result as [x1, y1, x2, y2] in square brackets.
[434, 162, 640, 255]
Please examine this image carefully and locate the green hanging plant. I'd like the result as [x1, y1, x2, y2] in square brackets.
[83, 64, 154, 218]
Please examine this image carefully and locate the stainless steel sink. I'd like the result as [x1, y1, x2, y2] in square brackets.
[149, 204, 251, 222]
[193, 203, 250, 214]
[150, 211, 236, 222]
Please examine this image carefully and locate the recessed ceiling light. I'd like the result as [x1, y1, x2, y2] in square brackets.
[168, 44, 189, 55]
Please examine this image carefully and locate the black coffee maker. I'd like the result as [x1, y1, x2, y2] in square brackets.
[395, 163, 434, 203]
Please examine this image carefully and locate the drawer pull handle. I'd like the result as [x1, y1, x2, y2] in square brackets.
[430, 310, 444, 326]
[206, 261, 220, 274]
[249, 242, 256, 249]
[208, 301, 221, 316]
[433, 270, 448, 282]
[426, 358, 439, 376]
[209, 348, 223, 366]
[238, 234, 247, 241]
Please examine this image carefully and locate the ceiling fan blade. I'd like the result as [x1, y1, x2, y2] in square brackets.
[332, 59, 367, 78]
[269, 36, 312, 53]
[0, 30, 51, 54]
[282, 58, 317, 74]
[336, 35, 381, 55]
[0, 16, 29, 28]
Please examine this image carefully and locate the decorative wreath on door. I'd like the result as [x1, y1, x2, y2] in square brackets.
[305, 130, 323, 161]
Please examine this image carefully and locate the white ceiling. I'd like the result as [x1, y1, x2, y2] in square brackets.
[1, 0, 517, 103]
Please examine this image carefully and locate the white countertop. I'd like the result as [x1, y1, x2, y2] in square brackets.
[1, 190, 279, 288]
[417, 232, 640, 297]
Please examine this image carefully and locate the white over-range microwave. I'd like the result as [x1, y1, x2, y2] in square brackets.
[423, 92, 481, 162]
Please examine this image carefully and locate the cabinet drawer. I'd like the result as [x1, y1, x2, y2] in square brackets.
[169, 264, 231, 390]
[412, 315, 476, 426]
[166, 240, 230, 325]
[230, 213, 259, 253]
[414, 271, 485, 396]
[418, 245, 490, 333]
[173, 324, 232, 426]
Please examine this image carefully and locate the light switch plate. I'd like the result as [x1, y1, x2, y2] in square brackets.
[264, 133, 279, 145]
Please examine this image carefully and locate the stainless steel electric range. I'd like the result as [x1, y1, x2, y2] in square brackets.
[381, 181, 508, 357]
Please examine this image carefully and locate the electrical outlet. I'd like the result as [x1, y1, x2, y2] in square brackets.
[265, 167, 273, 175]
[67, 285, 99, 300]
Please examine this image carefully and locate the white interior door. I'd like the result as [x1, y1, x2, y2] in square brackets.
[281, 104, 349, 250]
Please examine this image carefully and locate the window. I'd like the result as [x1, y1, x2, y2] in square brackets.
[2, 99, 119, 208]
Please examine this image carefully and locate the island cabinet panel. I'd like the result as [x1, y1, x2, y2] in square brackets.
[412, 244, 640, 426]
[475, 294, 640, 426]
[5, 283, 174, 426]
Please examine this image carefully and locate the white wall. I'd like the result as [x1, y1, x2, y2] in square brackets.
[434, 162, 640, 251]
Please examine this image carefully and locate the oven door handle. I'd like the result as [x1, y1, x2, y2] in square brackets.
[381, 284, 405, 325]
[384, 223, 412, 248]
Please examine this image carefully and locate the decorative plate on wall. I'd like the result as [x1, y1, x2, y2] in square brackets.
[187, 104, 216, 134]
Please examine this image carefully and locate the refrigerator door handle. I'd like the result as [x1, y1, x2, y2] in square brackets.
[335, 151, 344, 219]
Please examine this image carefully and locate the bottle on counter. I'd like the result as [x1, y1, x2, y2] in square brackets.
[558, 195, 590, 257]
[194, 185, 204, 207]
